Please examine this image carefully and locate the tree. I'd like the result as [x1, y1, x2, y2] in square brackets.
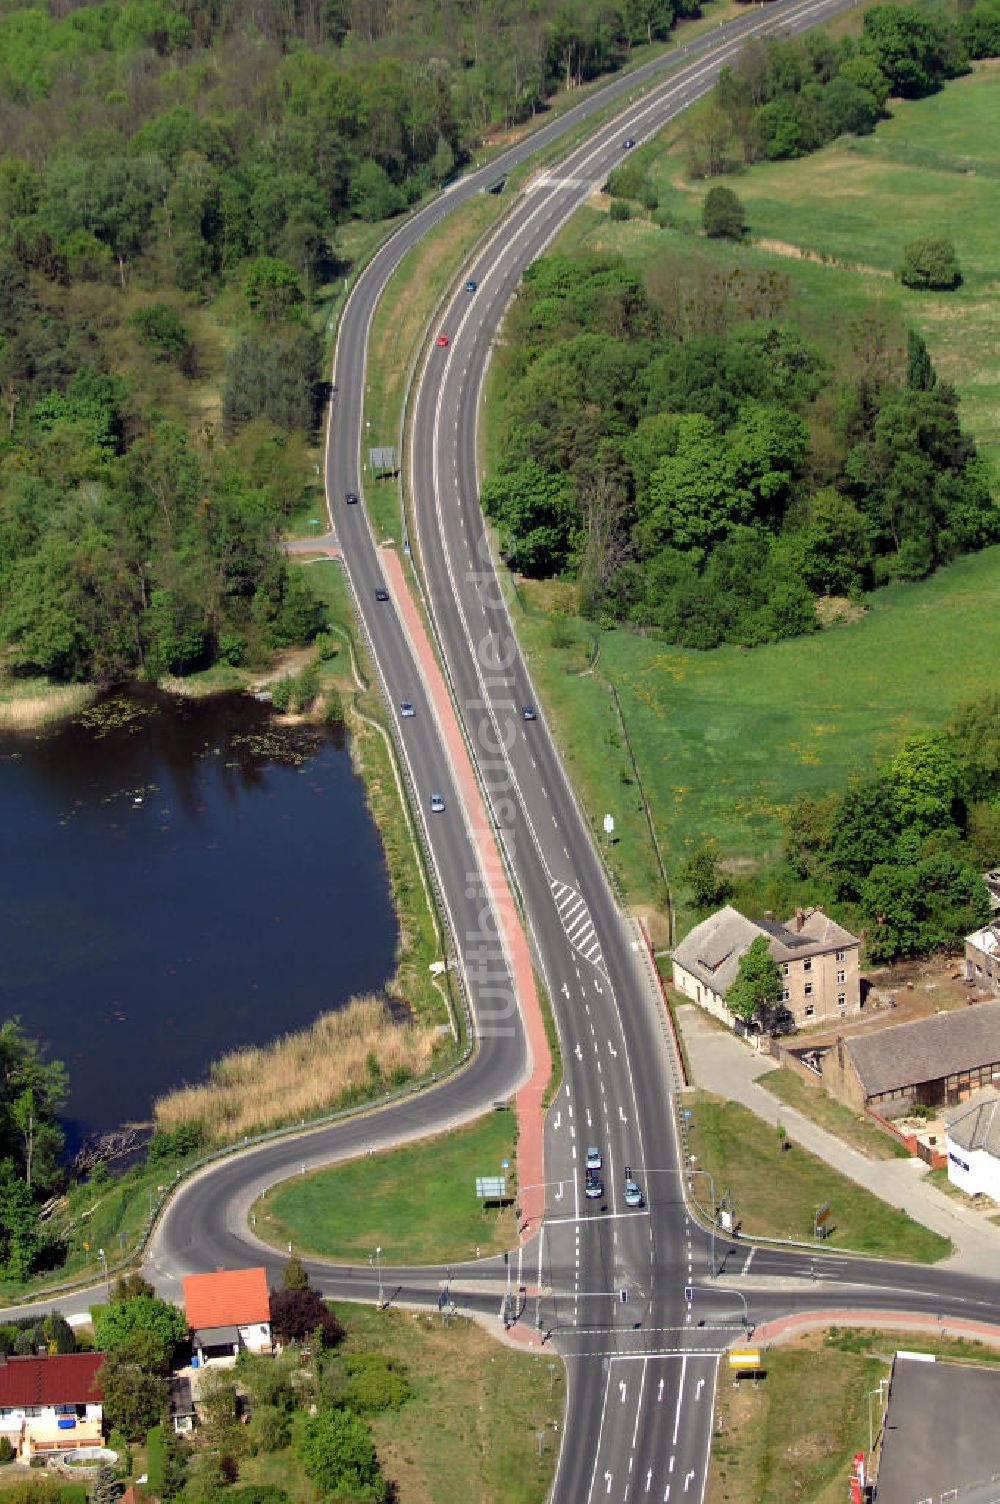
[98, 1352, 167, 1441]
[677, 843, 731, 908]
[0, 1018, 67, 1192]
[91, 1464, 122, 1504]
[860, 6, 962, 98]
[91, 1294, 187, 1371]
[898, 236, 962, 291]
[282, 1254, 309, 1290]
[887, 733, 963, 836]
[297, 1408, 386, 1503]
[702, 185, 746, 240]
[725, 935, 784, 1029]
[946, 693, 1000, 801]
[243, 258, 304, 322]
[905, 329, 936, 391]
[861, 852, 990, 962]
[268, 1286, 343, 1347]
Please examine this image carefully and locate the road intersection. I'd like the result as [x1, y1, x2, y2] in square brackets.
[9, 5, 1000, 1502]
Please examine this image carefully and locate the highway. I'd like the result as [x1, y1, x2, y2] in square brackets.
[11, 4, 1000, 1503]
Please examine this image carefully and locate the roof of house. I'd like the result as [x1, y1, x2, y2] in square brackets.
[671, 906, 766, 995]
[946, 1085, 1000, 1157]
[967, 921, 1000, 958]
[0, 1353, 104, 1408]
[845, 1001, 1000, 1099]
[672, 905, 858, 995]
[182, 1267, 270, 1331]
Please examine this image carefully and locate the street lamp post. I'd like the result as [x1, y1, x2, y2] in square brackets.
[97, 1247, 108, 1286]
[868, 1378, 888, 1461]
[687, 1166, 718, 1277]
[375, 1246, 384, 1309]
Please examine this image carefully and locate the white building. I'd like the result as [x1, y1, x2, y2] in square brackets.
[945, 1086, 1000, 1199]
[0, 1353, 104, 1461]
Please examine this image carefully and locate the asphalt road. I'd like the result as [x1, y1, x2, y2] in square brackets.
[11, 6, 1000, 1503]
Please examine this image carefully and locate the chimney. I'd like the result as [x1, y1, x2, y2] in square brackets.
[795, 907, 805, 932]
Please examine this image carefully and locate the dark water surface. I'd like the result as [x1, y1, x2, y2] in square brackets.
[0, 688, 398, 1149]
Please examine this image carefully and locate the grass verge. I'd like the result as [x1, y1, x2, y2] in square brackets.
[237, 1301, 564, 1504]
[757, 1068, 910, 1162]
[686, 1091, 951, 1262]
[708, 1326, 1000, 1504]
[253, 1111, 517, 1265]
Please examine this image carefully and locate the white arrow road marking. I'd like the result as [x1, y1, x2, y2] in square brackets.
[619, 1106, 628, 1123]
[554, 1112, 561, 1130]
[608, 1041, 618, 1058]
[555, 1183, 563, 1200]
[575, 1044, 583, 1061]
[646, 1468, 653, 1492]
[657, 1378, 665, 1402]
[684, 1472, 695, 1492]
[695, 1379, 705, 1401]
[604, 1472, 613, 1494]
[594, 980, 603, 993]
[586, 1109, 592, 1127]
[619, 1380, 627, 1403]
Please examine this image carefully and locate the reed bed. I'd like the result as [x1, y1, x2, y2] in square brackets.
[153, 996, 436, 1141]
[0, 680, 95, 730]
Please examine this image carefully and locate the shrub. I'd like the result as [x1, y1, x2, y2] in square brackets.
[702, 184, 746, 240]
[609, 200, 631, 221]
[247, 1405, 291, 1454]
[898, 236, 962, 290]
[0, 1436, 15, 1463]
[340, 1352, 411, 1413]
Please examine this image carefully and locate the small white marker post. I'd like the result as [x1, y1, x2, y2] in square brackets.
[603, 813, 615, 848]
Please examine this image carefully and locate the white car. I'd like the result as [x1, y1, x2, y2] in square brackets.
[400, 702, 415, 718]
[430, 792, 445, 813]
[623, 1177, 643, 1208]
[585, 1146, 602, 1171]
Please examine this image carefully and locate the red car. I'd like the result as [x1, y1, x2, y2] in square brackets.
[435, 332, 449, 347]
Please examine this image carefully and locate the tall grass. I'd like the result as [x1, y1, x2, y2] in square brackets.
[154, 996, 436, 1141]
[0, 679, 95, 729]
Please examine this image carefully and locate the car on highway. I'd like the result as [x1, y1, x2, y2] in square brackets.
[585, 1146, 602, 1171]
[345, 490, 359, 505]
[400, 701, 415, 718]
[430, 792, 445, 813]
[585, 1168, 603, 1200]
[435, 331, 450, 346]
[521, 704, 537, 721]
[465, 278, 478, 293]
[623, 1176, 643, 1207]
[374, 587, 390, 602]
[622, 137, 636, 149]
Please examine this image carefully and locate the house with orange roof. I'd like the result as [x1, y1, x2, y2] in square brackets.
[181, 1268, 272, 1366]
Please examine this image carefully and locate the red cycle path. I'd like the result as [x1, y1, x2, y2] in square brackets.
[381, 548, 551, 1245]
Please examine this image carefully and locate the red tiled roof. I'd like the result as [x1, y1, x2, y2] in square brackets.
[182, 1267, 270, 1330]
[0, 1353, 104, 1407]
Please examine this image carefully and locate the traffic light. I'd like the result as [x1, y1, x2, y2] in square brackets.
[684, 1285, 693, 1302]
[620, 1289, 628, 1304]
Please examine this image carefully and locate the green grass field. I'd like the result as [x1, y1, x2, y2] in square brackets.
[254, 1111, 518, 1264]
[237, 1302, 563, 1504]
[686, 1092, 951, 1261]
[758, 1068, 910, 1162]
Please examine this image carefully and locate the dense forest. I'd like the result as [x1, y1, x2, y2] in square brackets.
[0, 0, 708, 686]
[482, 253, 999, 647]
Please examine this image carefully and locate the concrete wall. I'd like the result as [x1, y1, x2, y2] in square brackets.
[946, 1137, 1000, 1198]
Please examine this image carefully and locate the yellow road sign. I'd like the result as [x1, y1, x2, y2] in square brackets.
[728, 1349, 761, 1368]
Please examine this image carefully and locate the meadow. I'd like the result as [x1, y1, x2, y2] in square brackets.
[494, 59, 1000, 932]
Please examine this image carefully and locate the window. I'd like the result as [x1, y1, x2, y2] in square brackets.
[803, 959, 812, 972]
[949, 1150, 970, 1173]
[804, 983, 813, 997]
[837, 969, 846, 985]
[804, 1005, 815, 1018]
[837, 992, 846, 1008]
[781, 988, 790, 1003]
[782, 963, 789, 977]
[835, 949, 845, 962]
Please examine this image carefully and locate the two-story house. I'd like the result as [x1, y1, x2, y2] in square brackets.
[671, 903, 861, 1031]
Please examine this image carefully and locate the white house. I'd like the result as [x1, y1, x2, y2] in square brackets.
[182, 1267, 272, 1366]
[946, 1086, 1000, 1200]
[0, 1352, 104, 1461]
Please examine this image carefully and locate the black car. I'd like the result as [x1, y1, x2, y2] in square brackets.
[345, 490, 359, 505]
[585, 1169, 603, 1200]
[374, 587, 390, 602]
[622, 137, 636, 149]
[465, 278, 478, 293]
[522, 705, 537, 722]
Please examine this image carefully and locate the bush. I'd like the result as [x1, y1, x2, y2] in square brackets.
[898, 236, 962, 290]
[702, 184, 746, 240]
[247, 1405, 291, 1454]
[609, 199, 631, 221]
[339, 1352, 411, 1413]
[0, 1436, 15, 1463]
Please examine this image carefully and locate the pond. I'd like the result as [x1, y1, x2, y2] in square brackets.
[0, 687, 399, 1151]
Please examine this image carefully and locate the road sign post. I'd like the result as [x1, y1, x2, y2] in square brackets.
[603, 813, 615, 847]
